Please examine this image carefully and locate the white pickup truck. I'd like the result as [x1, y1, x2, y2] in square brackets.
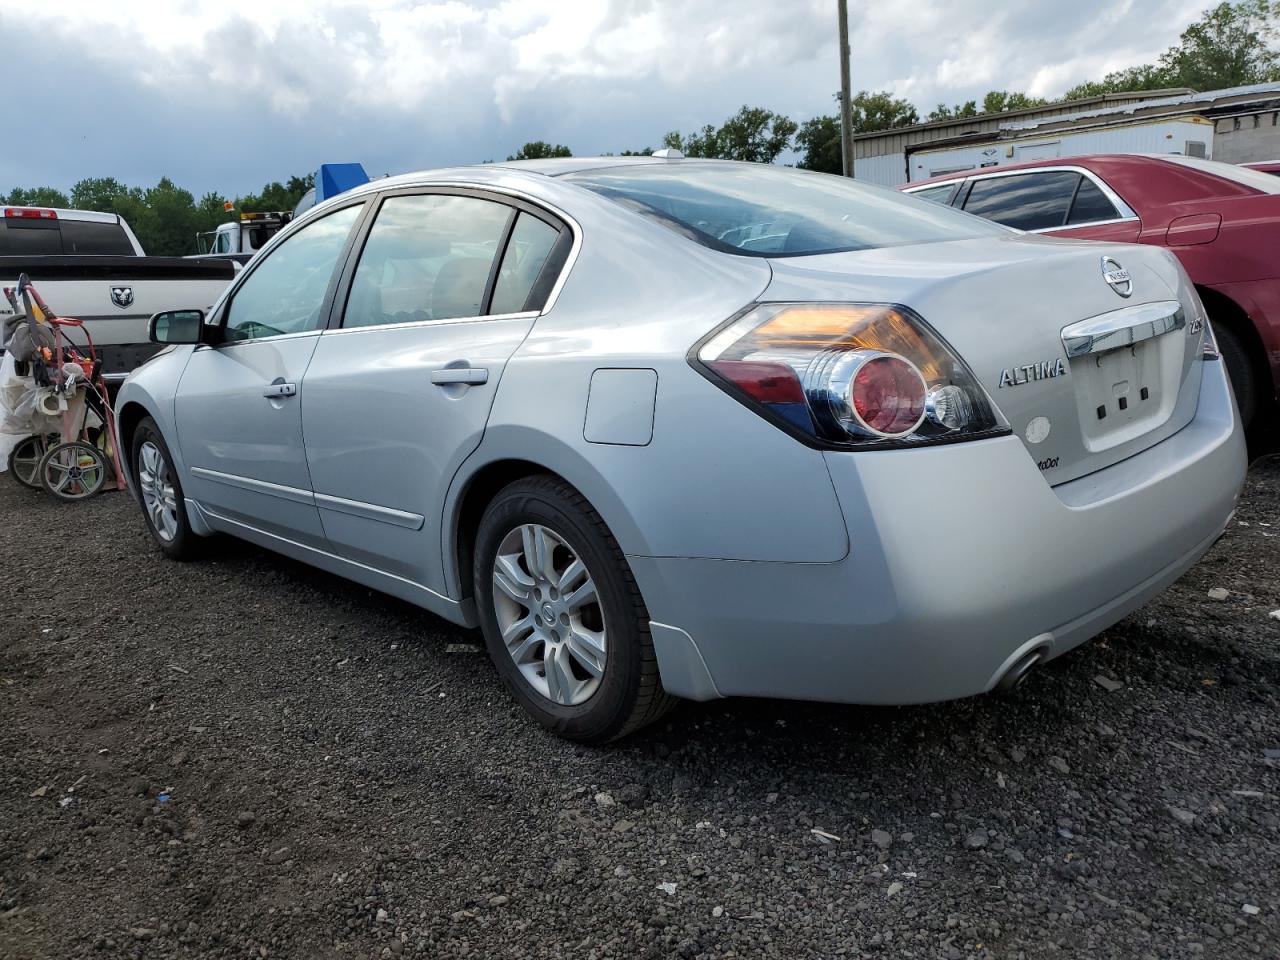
[0, 205, 237, 381]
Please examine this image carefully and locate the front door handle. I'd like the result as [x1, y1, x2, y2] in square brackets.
[430, 367, 489, 386]
[263, 380, 297, 398]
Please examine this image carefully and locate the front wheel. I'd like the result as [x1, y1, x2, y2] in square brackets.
[473, 476, 674, 742]
[132, 417, 200, 560]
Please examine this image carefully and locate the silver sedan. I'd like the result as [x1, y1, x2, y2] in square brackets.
[115, 156, 1246, 741]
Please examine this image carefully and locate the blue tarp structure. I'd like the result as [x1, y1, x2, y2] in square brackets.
[316, 163, 370, 203]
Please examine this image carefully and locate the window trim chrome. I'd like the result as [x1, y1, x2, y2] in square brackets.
[321, 309, 540, 336]
[351, 181, 580, 318]
[903, 165, 1139, 227]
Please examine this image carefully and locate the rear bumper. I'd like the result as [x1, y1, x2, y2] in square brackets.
[631, 359, 1246, 704]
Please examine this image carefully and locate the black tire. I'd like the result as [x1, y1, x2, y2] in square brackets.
[473, 475, 675, 742]
[37, 441, 109, 501]
[131, 417, 200, 560]
[1216, 325, 1257, 428]
[7, 434, 52, 490]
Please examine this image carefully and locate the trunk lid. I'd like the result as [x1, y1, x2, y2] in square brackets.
[763, 233, 1207, 485]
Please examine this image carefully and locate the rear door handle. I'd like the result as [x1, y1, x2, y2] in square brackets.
[430, 367, 489, 386]
[263, 381, 297, 398]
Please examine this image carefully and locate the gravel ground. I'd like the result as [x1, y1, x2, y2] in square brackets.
[1, 454, 1278, 960]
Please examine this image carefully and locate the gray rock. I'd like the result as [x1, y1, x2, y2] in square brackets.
[1048, 756, 1071, 775]
[871, 829, 893, 851]
[1167, 806, 1197, 827]
[964, 829, 989, 850]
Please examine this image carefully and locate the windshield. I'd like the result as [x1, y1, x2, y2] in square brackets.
[563, 161, 1005, 257]
[1160, 155, 1280, 195]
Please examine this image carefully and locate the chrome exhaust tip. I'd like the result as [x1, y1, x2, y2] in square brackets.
[995, 650, 1043, 694]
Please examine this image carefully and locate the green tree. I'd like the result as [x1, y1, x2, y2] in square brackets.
[4, 186, 70, 207]
[139, 177, 200, 256]
[927, 100, 978, 122]
[69, 177, 132, 212]
[981, 90, 1049, 113]
[795, 92, 919, 174]
[664, 105, 798, 163]
[1161, 0, 1279, 89]
[1062, 63, 1176, 100]
[847, 90, 920, 131]
[1063, 0, 1279, 98]
[506, 141, 573, 161]
[794, 115, 843, 174]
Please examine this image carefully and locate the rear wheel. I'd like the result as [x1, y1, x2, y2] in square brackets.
[1215, 325, 1257, 428]
[473, 476, 674, 742]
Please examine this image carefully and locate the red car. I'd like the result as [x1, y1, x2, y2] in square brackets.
[1243, 161, 1280, 176]
[902, 155, 1280, 426]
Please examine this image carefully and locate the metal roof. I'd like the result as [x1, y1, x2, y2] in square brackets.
[850, 89, 1190, 143]
[1001, 81, 1280, 132]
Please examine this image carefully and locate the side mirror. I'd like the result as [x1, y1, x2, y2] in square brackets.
[148, 309, 205, 345]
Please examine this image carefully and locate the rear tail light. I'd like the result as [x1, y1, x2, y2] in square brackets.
[694, 303, 1007, 448]
[3, 207, 57, 219]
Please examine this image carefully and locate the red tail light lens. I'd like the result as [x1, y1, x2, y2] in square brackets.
[849, 353, 927, 436]
[694, 303, 1007, 449]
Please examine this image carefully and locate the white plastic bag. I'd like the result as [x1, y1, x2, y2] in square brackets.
[0, 352, 61, 440]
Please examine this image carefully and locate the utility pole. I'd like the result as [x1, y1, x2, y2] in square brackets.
[837, 0, 854, 177]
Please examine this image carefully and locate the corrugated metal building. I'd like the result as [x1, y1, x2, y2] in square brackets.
[853, 82, 1280, 186]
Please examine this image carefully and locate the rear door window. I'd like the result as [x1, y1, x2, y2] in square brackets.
[962, 172, 1081, 230]
[489, 213, 563, 314]
[1066, 178, 1122, 225]
[342, 193, 513, 329]
[59, 219, 136, 255]
[910, 183, 959, 206]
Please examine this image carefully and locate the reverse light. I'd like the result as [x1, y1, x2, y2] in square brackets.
[694, 303, 1007, 449]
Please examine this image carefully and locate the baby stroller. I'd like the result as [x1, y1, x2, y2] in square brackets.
[2, 274, 125, 500]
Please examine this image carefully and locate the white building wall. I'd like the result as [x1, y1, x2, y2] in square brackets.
[1212, 112, 1280, 163]
[853, 152, 908, 187]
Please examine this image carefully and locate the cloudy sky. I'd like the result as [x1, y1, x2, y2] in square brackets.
[1, 0, 1208, 197]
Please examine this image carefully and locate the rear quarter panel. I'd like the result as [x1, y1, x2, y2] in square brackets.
[444, 185, 855, 597]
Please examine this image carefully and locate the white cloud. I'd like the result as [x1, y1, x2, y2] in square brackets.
[0, 0, 1209, 192]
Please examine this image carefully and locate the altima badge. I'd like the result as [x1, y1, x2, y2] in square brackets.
[1101, 256, 1132, 297]
[999, 358, 1066, 388]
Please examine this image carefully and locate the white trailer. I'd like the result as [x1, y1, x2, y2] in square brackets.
[905, 116, 1216, 182]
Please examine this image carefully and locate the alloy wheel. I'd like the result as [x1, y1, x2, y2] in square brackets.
[138, 440, 179, 541]
[490, 523, 608, 707]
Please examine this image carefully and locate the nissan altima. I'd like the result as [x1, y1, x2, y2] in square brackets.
[115, 155, 1246, 741]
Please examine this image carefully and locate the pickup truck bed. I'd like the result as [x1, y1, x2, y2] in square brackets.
[0, 256, 235, 380]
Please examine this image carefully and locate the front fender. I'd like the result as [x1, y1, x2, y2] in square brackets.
[113, 345, 196, 489]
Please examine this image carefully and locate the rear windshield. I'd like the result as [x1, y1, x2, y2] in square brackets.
[0, 216, 135, 255]
[1160, 156, 1280, 195]
[563, 162, 1004, 257]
